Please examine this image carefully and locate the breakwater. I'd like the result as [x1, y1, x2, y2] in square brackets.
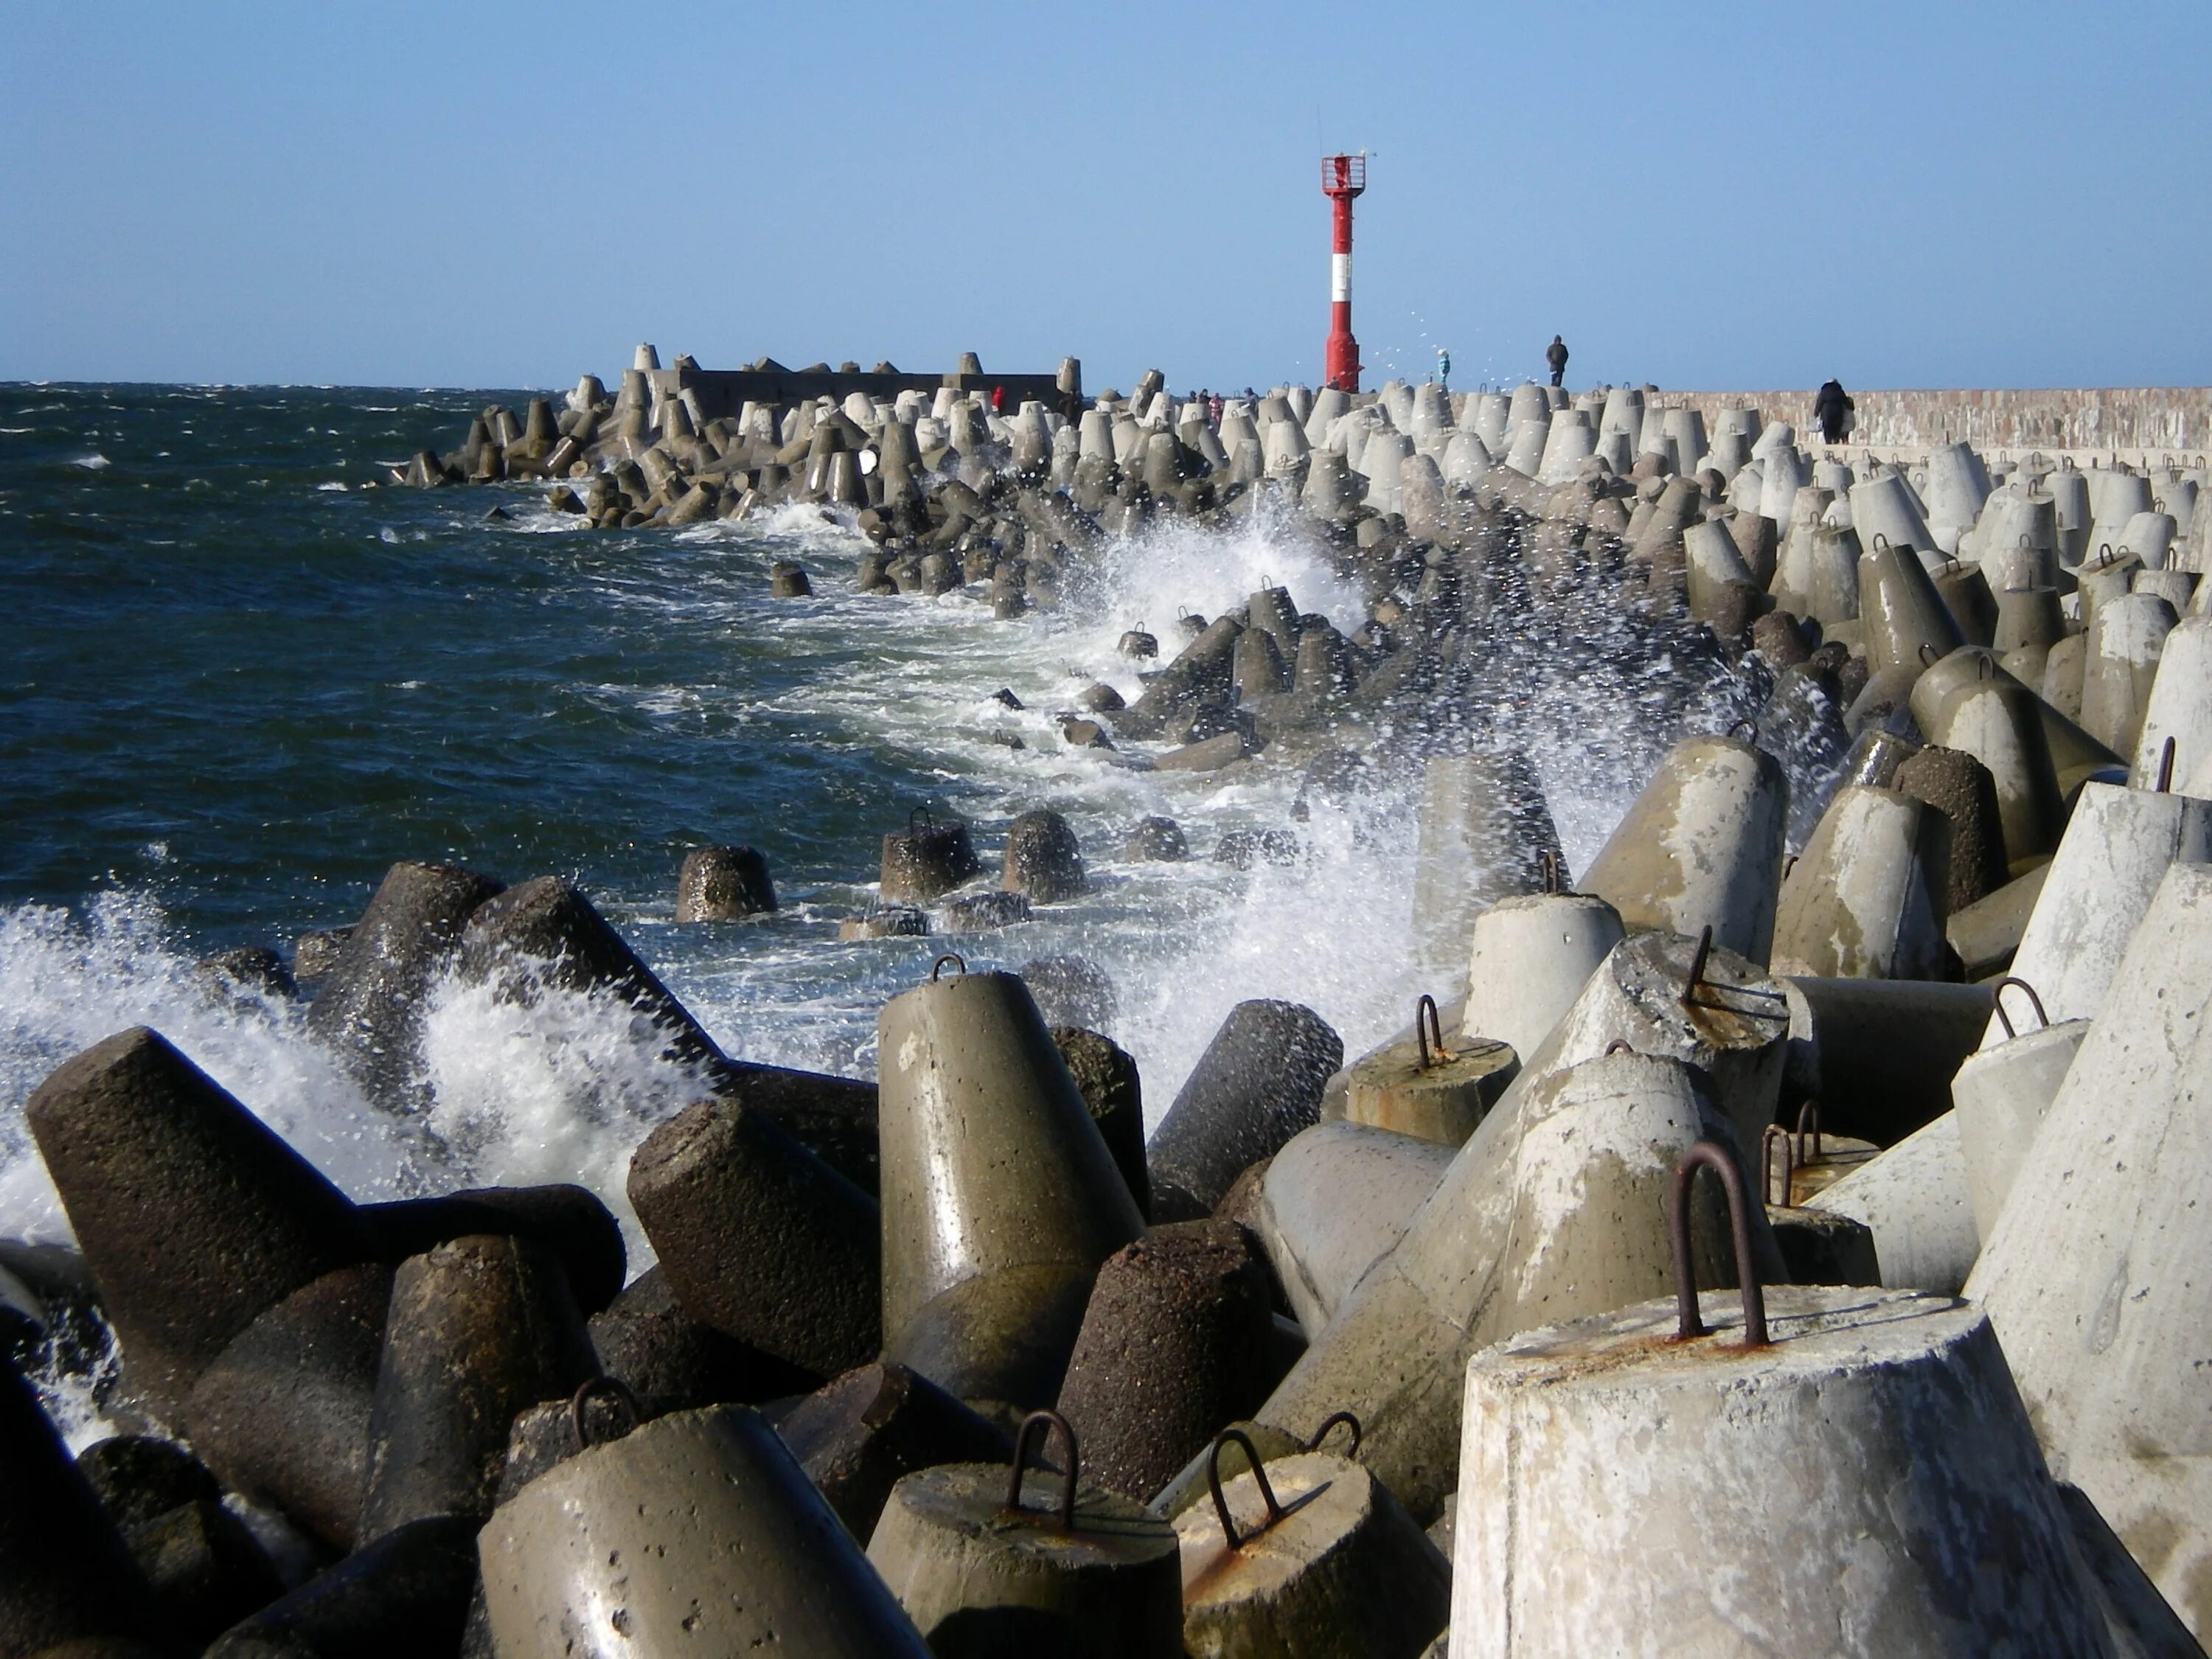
[4, 364, 2209, 1654]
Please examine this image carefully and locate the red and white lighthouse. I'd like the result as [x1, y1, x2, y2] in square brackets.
[1321, 153, 1367, 393]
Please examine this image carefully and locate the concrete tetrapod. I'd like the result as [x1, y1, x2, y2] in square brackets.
[24, 1027, 376, 1412]
[880, 809, 984, 903]
[626, 1093, 882, 1378]
[0, 1358, 156, 1656]
[877, 964, 1145, 1407]
[1453, 1275, 2111, 1657]
[1145, 1000, 1343, 1222]
[353, 1234, 598, 1544]
[1461, 891, 1625, 1064]
[305, 860, 504, 1110]
[1408, 751, 1562, 985]
[866, 1412, 1183, 1659]
[1054, 1221, 1278, 1504]
[1777, 976, 1992, 1146]
[1253, 1121, 1458, 1338]
[1919, 661, 2071, 867]
[1581, 733, 1790, 965]
[2129, 613, 2212, 788]
[479, 1405, 931, 1658]
[774, 1363, 1014, 1543]
[2081, 591, 2179, 757]
[1950, 986, 2090, 1238]
[1176, 1438, 1450, 1659]
[673, 844, 775, 919]
[1970, 860, 2212, 1638]
[1769, 785, 1952, 979]
[1860, 535, 1966, 676]
[1253, 1047, 1781, 1523]
[1338, 997, 1519, 1146]
[1980, 779, 2212, 1048]
[206, 1514, 478, 1659]
[1804, 1113, 1980, 1295]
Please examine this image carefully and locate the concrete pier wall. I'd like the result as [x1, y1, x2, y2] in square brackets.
[1647, 386, 2212, 459]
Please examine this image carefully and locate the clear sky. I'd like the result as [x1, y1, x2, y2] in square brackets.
[4, 1, 2206, 393]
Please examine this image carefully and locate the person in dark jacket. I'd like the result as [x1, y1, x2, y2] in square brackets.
[1545, 335, 1569, 387]
[1813, 379, 1854, 444]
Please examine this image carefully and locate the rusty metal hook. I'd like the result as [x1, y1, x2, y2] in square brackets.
[1006, 1410, 1078, 1532]
[1795, 1099, 1823, 1164]
[1976, 655, 1994, 680]
[1539, 848, 1564, 894]
[1727, 718, 1759, 744]
[908, 804, 936, 834]
[2096, 543, 2117, 568]
[1681, 925, 1714, 1009]
[1761, 1124, 1795, 1209]
[1304, 1411, 1363, 1457]
[931, 953, 967, 981]
[2157, 737, 2177, 793]
[1415, 995, 1450, 1071]
[1919, 641, 1941, 667]
[1670, 1141, 1769, 1347]
[1989, 975, 2050, 1040]
[1872, 532, 1891, 553]
[1604, 1039, 1637, 1057]
[570, 1375, 641, 1451]
[1206, 1428, 1328, 1551]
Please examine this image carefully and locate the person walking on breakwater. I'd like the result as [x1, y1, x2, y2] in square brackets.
[1545, 335, 1569, 388]
[1436, 347, 1451, 392]
[1815, 378, 1855, 445]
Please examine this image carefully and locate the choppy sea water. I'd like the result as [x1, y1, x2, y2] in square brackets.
[0, 382, 1745, 1274]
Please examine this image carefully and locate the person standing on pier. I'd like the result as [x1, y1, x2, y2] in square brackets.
[1814, 378, 1854, 444]
[1545, 335, 1568, 387]
[1437, 347, 1451, 391]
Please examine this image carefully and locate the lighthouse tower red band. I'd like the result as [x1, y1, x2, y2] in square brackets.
[1322, 153, 1366, 393]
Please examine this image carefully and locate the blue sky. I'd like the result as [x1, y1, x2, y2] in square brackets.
[3, 2, 2206, 392]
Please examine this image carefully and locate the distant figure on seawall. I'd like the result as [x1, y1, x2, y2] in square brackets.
[1814, 378, 1855, 445]
[1545, 335, 1568, 388]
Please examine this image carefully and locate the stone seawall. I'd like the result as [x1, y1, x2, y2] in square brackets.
[1647, 386, 2212, 457]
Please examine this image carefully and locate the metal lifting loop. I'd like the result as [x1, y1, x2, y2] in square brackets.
[1871, 532, 1891, 553]
[569, 1375, 641, 1452]
[1727, 718, 1759, 744]
[1681, 925, 1714, 1008]
[1989, 975, 2050, 1040]
[1303, 1411, 1363, 1457]
[1670, 1141, 1769, 1346]
[1919, 641, 1941, 668]
[1761, 1124, 1795, 1209]
[908, 804, 936, 834]
[1415, 995, 1450, 1071]
[1006, 1410, 1079, 1533]
[1795, 1099, 1823, 1164]
[930, 953, 968, 981]
[1206, 1428, 1328, 1551]
[1539, 848, 1564, 894]
[1604, 1039, 1637, 1057]
[2096, 543, 2116, 569]
[2157, 737, 2178, 794]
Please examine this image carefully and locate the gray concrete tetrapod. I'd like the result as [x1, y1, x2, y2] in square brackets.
[1769, 785, 1952, 979]
[1176, 1447, 1450, 1659]
[2129, 613, 2212, 787]
[1918, 665, 2070, 868]
[1804, 1111, 1980, 1295]
[1860, 536, 1966, 678]
[1982, 779, 2212, 1048]
[1054, 1220, 1277, 1503]
[880, 810, 984, 903]
[354, 1234, 597, 1543]
[305, 860, 504, 1110]
[1144, 1000, 1343, 1222]
[627, 1094, 882, 1378]
[1253, 1121, 1457, 1338]
[774, 1362, 1013, 1543]
[1408, 750, 1562, 987]
[2080, 591, 2177, 757]
[674, 844, 776, 919]
[1461, 892, 1625, 1065]
[1777, 976, 1991, 1147]
[1582, 733, 1790, 967]
[25, 1026, 375, 1411]
[1338, 1002, 1519, 1147]
[1001, 809, 1085, 903]
[866, 1421, 1182, 1659]
[182, 1262, 392, 1551]
[480, 1405, 932, 1657]
[877, 966, 1145, 1407]
[1969, 860, 2212, 1640]
[0, 1357, 156, 1655]
[1453, 1287, 2111, 1657]
[206, 1514, 477, 1658]
[1255, 1048, 1781, 1523]
[1950, 1010, 2090, 1239]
